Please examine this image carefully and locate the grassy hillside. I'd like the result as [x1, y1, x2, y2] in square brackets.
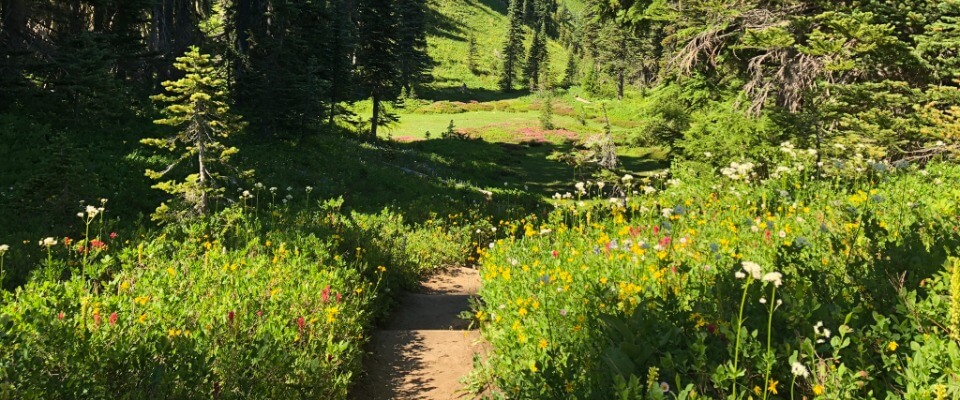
[425, 0, 572, 97]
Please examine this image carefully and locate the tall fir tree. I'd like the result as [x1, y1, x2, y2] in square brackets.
[144, 47, 246, 220]
[524, 21, 549, 89]
[499, 0, 526, 91]
[356, 0, 401, 140]
[325, 0, 357, 126]
[916, 0, 960, 84]
[395, 0, 433, 95]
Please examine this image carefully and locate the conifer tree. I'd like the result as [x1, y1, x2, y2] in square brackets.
[396, 0, 434, 94]
[916, 0, 960, 84]
[524, 21, 549, 89]
[356, 0, 401, 139]
[325, 0, 357, 126]
[144, 47, 246, 220]
[499, 0, 526, 91]
[468, 34, 480, 74]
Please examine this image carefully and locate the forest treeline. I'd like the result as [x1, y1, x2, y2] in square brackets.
[0, 0, 431, 138]
[563, 0, 960, 164]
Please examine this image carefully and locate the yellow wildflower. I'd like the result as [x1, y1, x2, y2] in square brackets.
[813, 384, 824, 396]
[887, 341, 898, 352]
[768, 379, 778, 395]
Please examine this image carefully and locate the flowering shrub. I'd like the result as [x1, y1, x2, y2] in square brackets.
[474, 162, 960, 398]
[0, 193, 487, 398]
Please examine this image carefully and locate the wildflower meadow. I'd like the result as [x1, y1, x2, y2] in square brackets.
[473, 153, 960, 399]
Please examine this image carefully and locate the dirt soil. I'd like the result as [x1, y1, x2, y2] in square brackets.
[351, 267, 486, 400]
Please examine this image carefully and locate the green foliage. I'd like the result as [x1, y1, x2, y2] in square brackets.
[145, 47, 247, 221]
[539, 91, 556, 130]
[525, 22, 550, 89]
[474, 160, 960, 398]
[915, 0, 960, 82]
[500, 0, 528, 91]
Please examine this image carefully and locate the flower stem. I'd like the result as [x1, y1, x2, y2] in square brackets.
[762, 286, 777, 400]
[790, 375, 797, 400]
[732, 279, 751, 398]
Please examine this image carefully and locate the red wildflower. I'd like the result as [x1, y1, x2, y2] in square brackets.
[321, 285, 331, 303]
[63, 237, 73, 246]
[629, 226, 642, 237]
[256, 310, 263, 317]
[227, 310, 235, 324]
[93, 313, 102, 326]
[57, 311, 65, 320]
[297, 316, 305, 331]
[90, 240, 106, 249]
[765, 230, 771, 241]
[109, 232, 118, 239]
[653, 226, 660, 235]
[551, 250, 559, 258]
[659, 237, 672, 247]
[109, 312, 118, 325]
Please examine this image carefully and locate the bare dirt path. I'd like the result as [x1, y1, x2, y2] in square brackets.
[351, 267, 485, 400]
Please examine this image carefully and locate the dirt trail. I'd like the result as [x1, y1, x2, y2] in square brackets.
[352, 267, 485, 400]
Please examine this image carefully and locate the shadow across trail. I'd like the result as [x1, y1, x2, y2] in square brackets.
[352, 267, 485, 400]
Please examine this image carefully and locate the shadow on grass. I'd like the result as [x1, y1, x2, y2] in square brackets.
[244, 132, 668, 225]
[427, 2, 467, 42]
[472, 0, 509, 15]
[418, 86, 531, 103]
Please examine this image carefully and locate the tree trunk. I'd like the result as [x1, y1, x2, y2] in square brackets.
[329, 97, 336, 126]
[617, 69, 625, 100]
[370, 90, 380, 140]
[198, 139, 207, 214]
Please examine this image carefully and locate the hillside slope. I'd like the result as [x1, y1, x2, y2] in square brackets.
[425, 0, 573, 96]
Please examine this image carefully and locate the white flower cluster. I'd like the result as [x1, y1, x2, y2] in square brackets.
[720, 161, 756, 182]
[735, 262, 784, 287]
[39, 237, 57, 247]
[791, 361, 809, 378]
[0, 244, 9, 253]
[813, 321, 832, 343]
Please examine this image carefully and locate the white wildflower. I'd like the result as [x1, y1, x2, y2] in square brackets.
[735, 271, 746, 279]
[762, 272, 783, 287]
[622, 174, 634, 183]
[791, 362, 809, 378]
[0, 244, 9, 253]
[742, 261, 763, 279]
[39, 237, 57, 247]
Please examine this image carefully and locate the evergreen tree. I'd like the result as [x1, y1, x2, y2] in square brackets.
[468, 34, 480, 74]
[916, 0, 960, 83]
[499, 0, 526, 91]
[144, 47, 246, 220]
[325, 0, 357, 126]
[356, 0, 401, 140]
[561, 47, 577, 87]
[396, 0, 434, 94]
[524, 21, 549, 89]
